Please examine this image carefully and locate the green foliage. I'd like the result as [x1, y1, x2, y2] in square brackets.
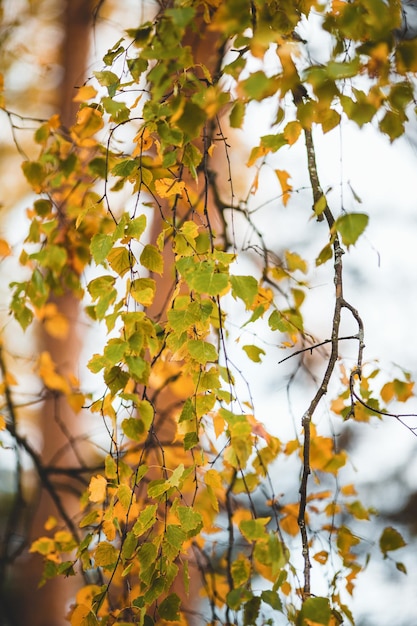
[2, 0, 415, 625]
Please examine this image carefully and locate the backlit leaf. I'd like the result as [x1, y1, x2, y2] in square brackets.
[154, 178, 185, 198]
[334, 213, 369, 247]
[187, 339, 218, 364]
[88, 475, 107, 503]
[140, 244, 163, 274]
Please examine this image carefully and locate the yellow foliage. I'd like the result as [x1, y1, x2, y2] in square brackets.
[71, 107, 104, 146]
[341, 484, 357, 496]
[0, 238, 11, 257]
[313, 550, 329, 564]
[38, 351, 71, 394]
[132, 127, 154, 155]
[37, 303, 69, 339]
[154, 177, 186, 198]
[280, 502, 300, 536]
[73, 85, 98, 102]
[275, 169, 293, 206]
[0, 414, 5, 431]
[88, 474, 107, 503]
[44, 516, 57, 530]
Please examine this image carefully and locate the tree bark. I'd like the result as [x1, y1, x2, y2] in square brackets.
[11, 3, 93, 625]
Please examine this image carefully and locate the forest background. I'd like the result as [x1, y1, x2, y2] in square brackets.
[0, 1, 417, 625]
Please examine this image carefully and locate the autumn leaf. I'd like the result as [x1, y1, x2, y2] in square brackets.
[154, 177, 186, 198]
[38, 352, 70, 394]
[88, 475, 107, 503]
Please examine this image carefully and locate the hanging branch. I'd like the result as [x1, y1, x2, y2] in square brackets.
[298, 124, 365, 599]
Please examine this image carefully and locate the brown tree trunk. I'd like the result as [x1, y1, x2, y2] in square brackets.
[12, 3, 93, 625]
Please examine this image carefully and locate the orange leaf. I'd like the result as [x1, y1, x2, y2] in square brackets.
[73, 85, 98, 102]
[154, 177, 185, 198]
[88, 474, 107, 503]
[275, 169, 293, 206]
[38, 351, 70, 394]
[0, 239, 11, 257]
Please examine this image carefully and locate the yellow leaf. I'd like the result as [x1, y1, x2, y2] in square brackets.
[132, 127, 153, 155]
[70, 604, 97, 626]
[37, 303, 69, 339]
[71, 107, 103, 144]
[0, 414, 5, 431]
[73, 85, 98, 102]
[232, 508, 252, 526]
[44, 516, 57, 530]
[341, 483, 357, 496]
[330, 397, 346, 415]
[213, 413, 225, 438]
[88, 474, 107, 503]
[0, 239, 11, 257]
[275, 169, 293, 206]
[154, 177, 186, 198]
[67, 392, 85, 414]
[283, 120, 302, 145]
[204, 469, 223, 491]
[280, 502, 300, 536]
[102, 519, 116, 541]
[30, 536, 55, 555]
[75, 585, 103, 608]
[38, 351, 71, 394]
[5, 371, 17, 386]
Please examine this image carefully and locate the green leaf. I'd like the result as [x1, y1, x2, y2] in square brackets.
[125, 214, 147, 239]
[239, 518, 270, 541]
[313, 195, 327, 218]
[158, 593, 181, 621]
[90, 233, 113, 265]
[122, 417, 145, 441]
[177, 101, 206, 140]
[121, 531, 138, 560]
[177, 506, 203, 536]
[231, 556, 251, 586]
[227, 587, 253, 610]
[21, 161, 46, 191]
[164, 524, 186, 560]
[334, 212, 369, 247]
[261, 589, 282, 611]
[298, 596, 331, 626]
[230, 100, 246, 128]
[243, 596, 261, 625]
[230, 275, 258, 308]
[187, 339, 218, 364]
[241, 71, 279, 101]
[111, 159, 138, 178]
[242, 344, 265, 362]
[103, 338, 128, 363]
[94, 542, 118, 567]
[165, 6, 195, 27]
[102, 96, 130, 123]
[379, 110, 405, 142]
[379, 526, 406, 555]
[316, 243, 333, 266]
[94, 70, 119, 96]
[133, 503, 157, 537]
[107, 246, 132, 277]
[137, 542, 157, 571]
[140, 244, 163, 274]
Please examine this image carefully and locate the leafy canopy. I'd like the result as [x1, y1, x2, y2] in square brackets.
[1, 0, 415, 624]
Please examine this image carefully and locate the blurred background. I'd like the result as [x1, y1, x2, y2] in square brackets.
[0, 1, 417, 624]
